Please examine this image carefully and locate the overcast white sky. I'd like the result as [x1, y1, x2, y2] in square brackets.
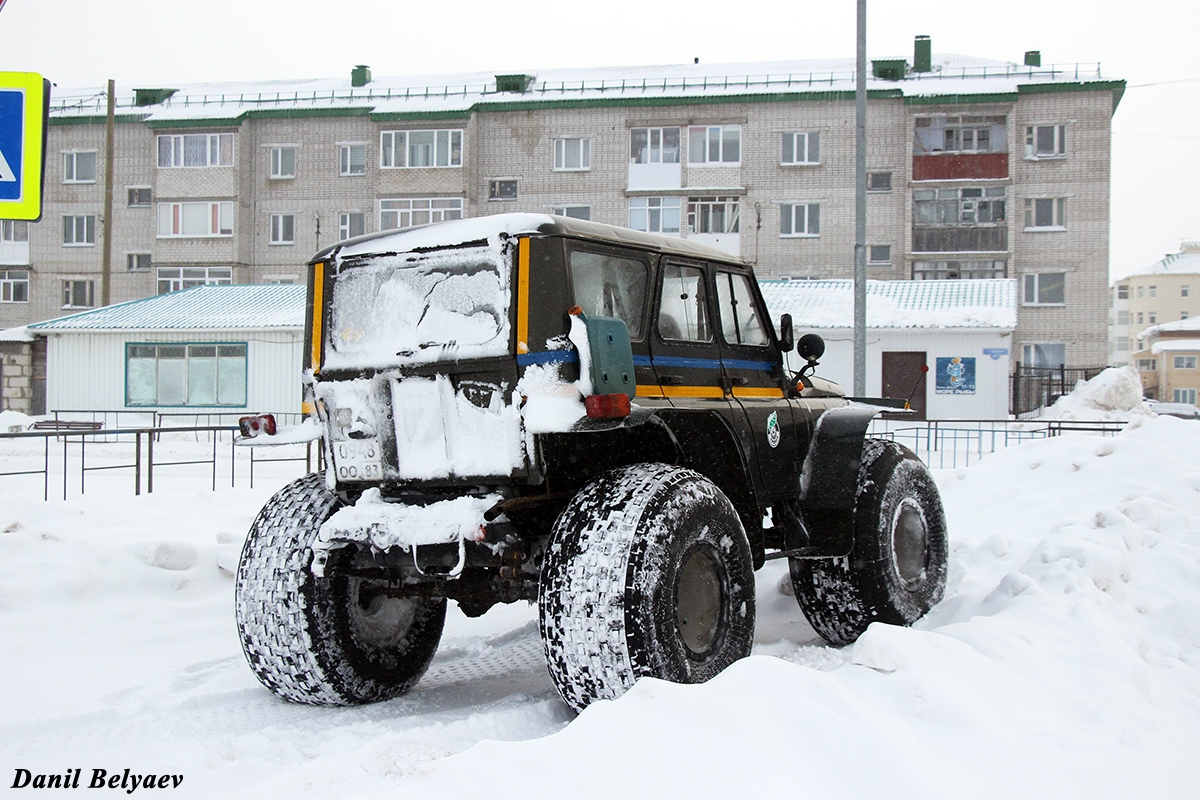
[2, 0, 1196, 279]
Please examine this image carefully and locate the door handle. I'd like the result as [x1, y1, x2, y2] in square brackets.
[659, 374, 684, 385]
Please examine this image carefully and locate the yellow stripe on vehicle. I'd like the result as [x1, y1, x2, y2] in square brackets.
[516, 237, 530, 354]
[636, 385, 725, 399]
[732, 387, 786, 399]
[310, 261, 325, 372]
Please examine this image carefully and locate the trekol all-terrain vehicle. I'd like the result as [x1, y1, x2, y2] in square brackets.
[234, 214, 948, 711]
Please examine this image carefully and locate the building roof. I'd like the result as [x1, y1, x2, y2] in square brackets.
[1116, 242, 1200, 281]
[0, 326, 36, 343]
[27, 285, 305, 332]
[760, 279, 1017, 329]
[1140, 317, 1200, 339]
[49, 54, 1122, 124]
[1151, 339, 1200, 354]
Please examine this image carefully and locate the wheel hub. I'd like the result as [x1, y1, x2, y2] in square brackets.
[675, 549, 723, 655]
[892, 499, 929, 589]
[348, 579, 419, 648]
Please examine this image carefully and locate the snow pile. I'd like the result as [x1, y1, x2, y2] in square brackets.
[1037, 365, 1156, 420]
[2, 417, 1200, 798]
[0, 410, 35, 432]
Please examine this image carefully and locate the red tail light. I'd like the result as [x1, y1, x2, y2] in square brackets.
[585, 393, 631, 419]
[238, 414, 277, 437]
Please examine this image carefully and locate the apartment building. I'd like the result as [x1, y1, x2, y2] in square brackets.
[1110, 241, 1200, 366]
[2, 41, 1123, 394]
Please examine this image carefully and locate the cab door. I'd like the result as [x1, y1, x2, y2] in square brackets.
[647, 260, 728, 410]
[712, 267, 801, 498]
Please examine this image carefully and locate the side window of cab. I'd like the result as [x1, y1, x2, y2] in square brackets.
[568, 249, 650, 339]
[715, 270, 770, 347]
[657, 263, 712, 342]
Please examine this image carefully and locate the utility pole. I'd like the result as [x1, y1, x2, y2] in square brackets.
[853, 0, 867, 396]
[100, 79, 115, 307]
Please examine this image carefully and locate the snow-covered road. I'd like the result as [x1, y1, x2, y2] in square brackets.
[3, 411, 1200, 798]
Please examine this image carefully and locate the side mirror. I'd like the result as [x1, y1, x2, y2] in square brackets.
[778, 314, 794, 353]
[797, 333, 825, 363]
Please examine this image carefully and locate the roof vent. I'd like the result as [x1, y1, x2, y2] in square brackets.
[351, 65, 371, 87]
[1024, 51, 1041, 67]
[133, 88, 177, 107]
[913, 35, 932, 73]
[871, 59, 907, 81]
[495, 74, 535, 93]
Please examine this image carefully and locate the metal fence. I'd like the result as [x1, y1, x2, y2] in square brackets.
[1010, 364, 1109, 418]
[0, 424, 322, 501]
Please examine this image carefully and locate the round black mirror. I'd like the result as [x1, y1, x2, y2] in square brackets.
[796, 333, 825, 362]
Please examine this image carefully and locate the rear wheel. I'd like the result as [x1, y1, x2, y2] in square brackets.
[236, 474, 445, 705]
[791, 440, 947, 646]
[539, 463, 756, 712]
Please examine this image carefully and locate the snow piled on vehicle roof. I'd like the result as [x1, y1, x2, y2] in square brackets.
[334, 214, 556, 261]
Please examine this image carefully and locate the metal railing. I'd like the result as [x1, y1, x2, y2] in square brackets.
[0, 425, 322, 501]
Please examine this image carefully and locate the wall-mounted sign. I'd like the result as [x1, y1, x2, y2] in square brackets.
[936, 357, 976, 395]
[982, 348, 1008, 360]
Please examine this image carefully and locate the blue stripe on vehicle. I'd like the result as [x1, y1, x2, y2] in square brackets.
[721, 358, 776, 372]
[650, 355, 724, 370]
[632, 355, 653, 366]
[517, 350, 579, 366]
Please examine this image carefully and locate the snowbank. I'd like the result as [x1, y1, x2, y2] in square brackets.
[0, 410, 35, 432]
[1036, 365, 1156, 421]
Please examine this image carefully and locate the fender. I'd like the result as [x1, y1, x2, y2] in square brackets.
[794, 403, 884, 558]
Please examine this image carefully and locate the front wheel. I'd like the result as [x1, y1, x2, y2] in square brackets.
[791, 439, 948, 646]
[539, 464, 756, 712]
[235, 474, 446, 705]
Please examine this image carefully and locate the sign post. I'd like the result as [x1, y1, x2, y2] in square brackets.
[0, 71, 51, 222]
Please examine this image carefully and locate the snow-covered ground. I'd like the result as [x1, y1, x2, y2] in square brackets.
[3, 410, 1200, 797]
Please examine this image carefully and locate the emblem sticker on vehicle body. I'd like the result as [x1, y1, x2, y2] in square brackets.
[766, 411, 781, 448]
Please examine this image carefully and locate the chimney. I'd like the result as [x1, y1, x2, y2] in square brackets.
[913, 35, 932, 73]
[351, 65, 371, 87]
[1024, 51, 1041, 67]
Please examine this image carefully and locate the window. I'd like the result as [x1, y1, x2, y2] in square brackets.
[780, 203, 819, 237]
[380, 130, 463, 168]
[869, 245, 892, 264]
[127, 187, 151, 206]
[1, 220, 28, 243]
[62, 280, 94, 308]
[1150, 285, 1157, 298]
[1149, 312, 1157, 324]
[630, 127, 680, 164]
[868, 172, 892, 191]
[1117, 285, 1129, 300]
[1174, 355, 1196, 370]
[1117, 338, 1130, 352]
[157, 133, 234, 168]
[379, 198, 463, 230]
[0, 269, 29, 302]
[1136, 358, 1156, 371]
[554, 138, 590, 171]
[1184, 311, 1191, 320]
[628, 197, 680, 234]
[127, 253, 152, 272]
[269, 146, 295, 179]
[1174, 388, 1197, 405]
[658, 264, 710, 342]
[126, 343, 247, 407]
[269, 214, 295, 245]
[687, 197, 739, 234]
[1023, 273, 1065, 306]
[1116, 310, 1130, 325]
[688, 125, 740, 164]
[552, 205, 590, 220]
[157, 266, 233, 294]
[264, 275, 298, 284]
[489, 180, 518, 200]
[913, 260, 1007, 280]
[782, 132, 819, 165]
[63, 151, 97, 183]
[339, 144, 366, 176]
[569, 250, 649, 338]
[1022, 343, 1065, 368]
[62, 215, 96, 246]
[1025, 125, 1066, 159]
[1138, 286, 1145, 299]
[1137, 312, 1144, 324]
[914, 116, 1007, 154]
[1024, 198, 1066, 229]
[915, 187, 1007, 225]
[157, 202, 234, 237]
[715, 271, 769, 347]
[1183, 285, 1190, 298]
[338, 212, 365, 240]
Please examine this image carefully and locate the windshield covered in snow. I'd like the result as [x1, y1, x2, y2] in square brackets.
[324, 244, 510, 370]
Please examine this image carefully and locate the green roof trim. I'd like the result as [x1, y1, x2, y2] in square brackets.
[470, 88, 905, 113]
[905, 92, 1019, 106]
[1018, 79, 1126, 110]
[370, 110, 475, 121]
[245, 106, 374, 120]
[145, 116, 247, 129]
[50, 114, 150, 126]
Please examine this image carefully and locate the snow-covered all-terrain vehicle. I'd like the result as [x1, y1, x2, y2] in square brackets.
[234, 214, 947, 711]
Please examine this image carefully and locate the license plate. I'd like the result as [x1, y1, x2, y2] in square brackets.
[332, 439, 383, 481]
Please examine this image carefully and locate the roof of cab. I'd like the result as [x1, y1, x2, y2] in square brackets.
[310, 213, 751, 267]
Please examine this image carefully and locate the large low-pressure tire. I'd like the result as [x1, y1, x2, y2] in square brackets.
[235, 473, 446, 705]
[791, 439, 948, 647]
[539, 463, 756, 712]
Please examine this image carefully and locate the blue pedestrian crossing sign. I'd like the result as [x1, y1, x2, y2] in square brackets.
[0, 72, 50, 222]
